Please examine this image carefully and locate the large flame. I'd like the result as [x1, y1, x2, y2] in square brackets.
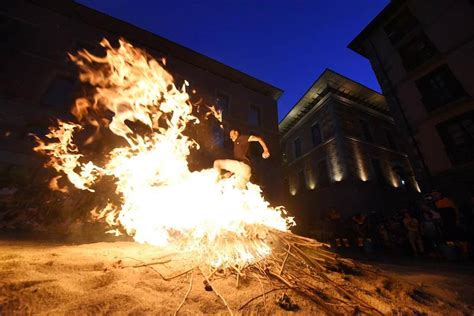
[34, 39, 294, 268]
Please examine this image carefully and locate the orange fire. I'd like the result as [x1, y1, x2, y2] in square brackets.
[34, 39, 294, 268]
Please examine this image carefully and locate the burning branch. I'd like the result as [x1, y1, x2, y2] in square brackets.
[33, 37, 294, 268]
[204, 105, 223, 128]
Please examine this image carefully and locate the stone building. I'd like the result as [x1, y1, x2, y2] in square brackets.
[0, 0, 283, 202]
[348, 0, 474, 204]
[280, 69, 418, 235]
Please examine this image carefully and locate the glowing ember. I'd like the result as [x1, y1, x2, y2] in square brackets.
[33, 38, 294, 268]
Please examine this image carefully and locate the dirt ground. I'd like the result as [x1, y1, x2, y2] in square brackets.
[1, 239, 473, 315]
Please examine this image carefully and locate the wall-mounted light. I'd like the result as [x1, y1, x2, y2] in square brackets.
[333, 173, 343, 182]
[306, 168, 316, 190]
[289, 178, 297, 196]
[387, 162, 401, 188]
[414, 180, 421, 193]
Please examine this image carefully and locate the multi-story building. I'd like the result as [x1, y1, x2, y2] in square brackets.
[0, 0, 283, 202]
[280, 69, 418, 235]
[348, 0, 474, 204]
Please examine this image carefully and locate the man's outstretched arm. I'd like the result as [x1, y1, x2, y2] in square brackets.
[248, 135, 270, 159]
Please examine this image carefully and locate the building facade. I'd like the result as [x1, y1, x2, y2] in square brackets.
[0, 0, 283, 203]
[280, 69, 418, 235]
[348, 0, 474, 204]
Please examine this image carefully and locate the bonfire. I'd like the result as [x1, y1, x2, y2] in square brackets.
[27, 39, 449, 315]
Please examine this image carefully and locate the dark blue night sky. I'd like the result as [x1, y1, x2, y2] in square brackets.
[77, 0, 389, 121]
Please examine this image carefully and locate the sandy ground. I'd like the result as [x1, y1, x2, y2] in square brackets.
[1, 239, 473, 315]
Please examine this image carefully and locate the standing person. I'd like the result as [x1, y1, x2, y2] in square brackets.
[388, 213, 405, 255]
[377, 223, 391, 249]
[466, 188, 474, 247]
[420, 204, 442, 257]
[403, 211, 424, 257]
[214, 129, 270, 189]
[327, 209, 350, 248]
[432, 191, 460, 241]
[352, 213, 370, 250]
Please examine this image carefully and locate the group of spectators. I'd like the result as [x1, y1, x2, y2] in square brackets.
[321, 190, 474, 259]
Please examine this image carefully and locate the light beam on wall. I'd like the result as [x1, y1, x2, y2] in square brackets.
[352, 142, 368, 181]
[389, 164, 400, 188]
[289, 175, 297, 196]
[306, 167, 316, 190]
[414, 180, 421, 193]
[330, 145, 344, 182]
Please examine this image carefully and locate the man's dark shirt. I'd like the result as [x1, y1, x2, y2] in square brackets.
[233, 134, 251, 165]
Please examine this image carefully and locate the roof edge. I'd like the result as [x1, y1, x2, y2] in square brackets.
[279, 68, 386, 133]
[347, 0, 403, 58]
[27, 0, 284, 100]
[279, 69, 332, 125]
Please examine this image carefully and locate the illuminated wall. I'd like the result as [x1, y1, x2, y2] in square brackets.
[351, 141, 369, 182]
[328, 142, 344, 182]
[288, 173, 297, 196]
[304, 162, 316, 190]
[388, 162, 400, 188]
[280, 70, 423, 227]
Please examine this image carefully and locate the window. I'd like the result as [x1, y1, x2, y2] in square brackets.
[216, 92, 230, 117]
[398, 32, 437, 70]
[437, 111, 474, 165]
[416, 65, 467, 111]
[316, 160, 330, 187]
[41, 75, 75, 109]
[2, 15, 37, 51]
[360, 120, 373, 142]
[383, 8, 418, 44]
[249, 131, 262, 158]
[285, 177, 292, 195]
[211, 123, 224, 148]
[294, 138, 302, 159]
[371, 159, 386, 185]
[249, 105, 261, 126]
[384, 129, 397, 151]
[311, 123, 322, 147]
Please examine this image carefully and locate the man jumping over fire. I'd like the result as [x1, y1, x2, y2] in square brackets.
[214, 129, 270, 189]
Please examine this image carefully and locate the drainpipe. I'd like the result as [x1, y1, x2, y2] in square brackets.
[367, 40, 433, 189]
